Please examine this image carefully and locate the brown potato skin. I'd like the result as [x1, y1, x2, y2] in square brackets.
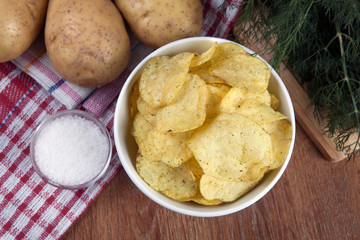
[0, 0, 48, 63]
[115, 0, 203, 48]
[45, 0, 130, 88]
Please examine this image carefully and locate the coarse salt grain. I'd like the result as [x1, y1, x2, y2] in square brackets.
[34, 114, 109, 187]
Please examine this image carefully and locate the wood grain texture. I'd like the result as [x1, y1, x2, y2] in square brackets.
[62, 124, 360, 240]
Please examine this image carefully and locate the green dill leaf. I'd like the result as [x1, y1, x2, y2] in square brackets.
[226, 0, 360, 160]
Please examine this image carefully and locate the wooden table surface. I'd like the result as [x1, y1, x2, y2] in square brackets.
[62, 122, 360, 240]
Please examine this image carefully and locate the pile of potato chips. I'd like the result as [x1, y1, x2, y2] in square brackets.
[130, 42, 292, 205]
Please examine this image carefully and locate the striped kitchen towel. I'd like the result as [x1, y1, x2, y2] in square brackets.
[0, 61, 121, 239]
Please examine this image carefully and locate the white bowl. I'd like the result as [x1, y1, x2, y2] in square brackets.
[114, 37, 296, 217]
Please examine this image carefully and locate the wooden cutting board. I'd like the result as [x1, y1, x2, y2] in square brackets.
[244, 38, 354, 162]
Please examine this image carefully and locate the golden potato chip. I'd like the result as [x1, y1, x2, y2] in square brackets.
[139, 52, 195, 108]
[212, 42, 246, 59]
[189, 42, 246, 83]
[185, 157, 203, 181]
[188, 113, 272, 182]
[262, 119, 293, 169]
[132, 113, 158, 162]
[220, 89, 290, 170]
[181, 158, 223, 205]
[200, 174, 259, 202]
[191, 42, 246, 69]
[219, 87, 286, 125]
[190, 192, 223, 205]
[242, 163, 269, 182]
[232, 99, 287, 125]
[208, 54, 270, 91]
[132, 112, 193, 167]
[129, 80, 140, 119]
[190, 42, 218, 68]
[136, 153, 198, 201]
[156, 74, 208, 133]
[137, 95, 158, 125]
[143, 129, 194, 167]
[132, 113, 153, 146]
[270, 94, 281, 110]
[207, 83, 232, 92]
[190, 67, 225, 84]
[220, 87, 271, 113]
[206, 83, 230, 119]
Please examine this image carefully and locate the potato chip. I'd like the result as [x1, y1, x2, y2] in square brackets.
[129, 80, 140, 119]
[143, 129, 194, 167]
[190, 42, 245, 69]
[200, 174, 259, 202]
[139, 52, 195, 107]
[132, 113, 157, 162]
[219, 87, 286, 125]
[181, 158, 223, 205]
[242, 163, 269, 182]
[207, 83, 232, 92]
[190, 193, 223, 205]
[190, 42, 246, 82]
[190, 42, 218, 68]
[137, 95, 158, 125]
[185, 157, 203, 181]
[262, 119, 293, 169]
[270, 94, 281, 110]
[156, 74, 208, 133]
[132, 112, 193, 167]
[132, 113, 153, 146]
[136, 153, 198, 201]
[212, 42, 246, 58]
[220, 87, 271, 113]
[188, 113, 272, 182]
[190, 67, 225, 84]
[220, 89, 290, 170]
[208, 54, 270, 91]
[206, 83, 230, 119]
[232, 99, 287, 125]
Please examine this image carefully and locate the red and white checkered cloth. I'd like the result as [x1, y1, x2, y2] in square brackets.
[0, 1, 243, 239]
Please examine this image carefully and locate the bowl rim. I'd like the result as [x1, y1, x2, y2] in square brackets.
[30, 109, 113, 190]
[114, 36, 296, 217]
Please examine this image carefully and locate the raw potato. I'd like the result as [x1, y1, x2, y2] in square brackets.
[45, 0, 130, 88]
[0, 0, 48, 62]
[114, 0, 203, 48]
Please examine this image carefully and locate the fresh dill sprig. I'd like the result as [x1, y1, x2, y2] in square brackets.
[227, 0, 360, 160]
